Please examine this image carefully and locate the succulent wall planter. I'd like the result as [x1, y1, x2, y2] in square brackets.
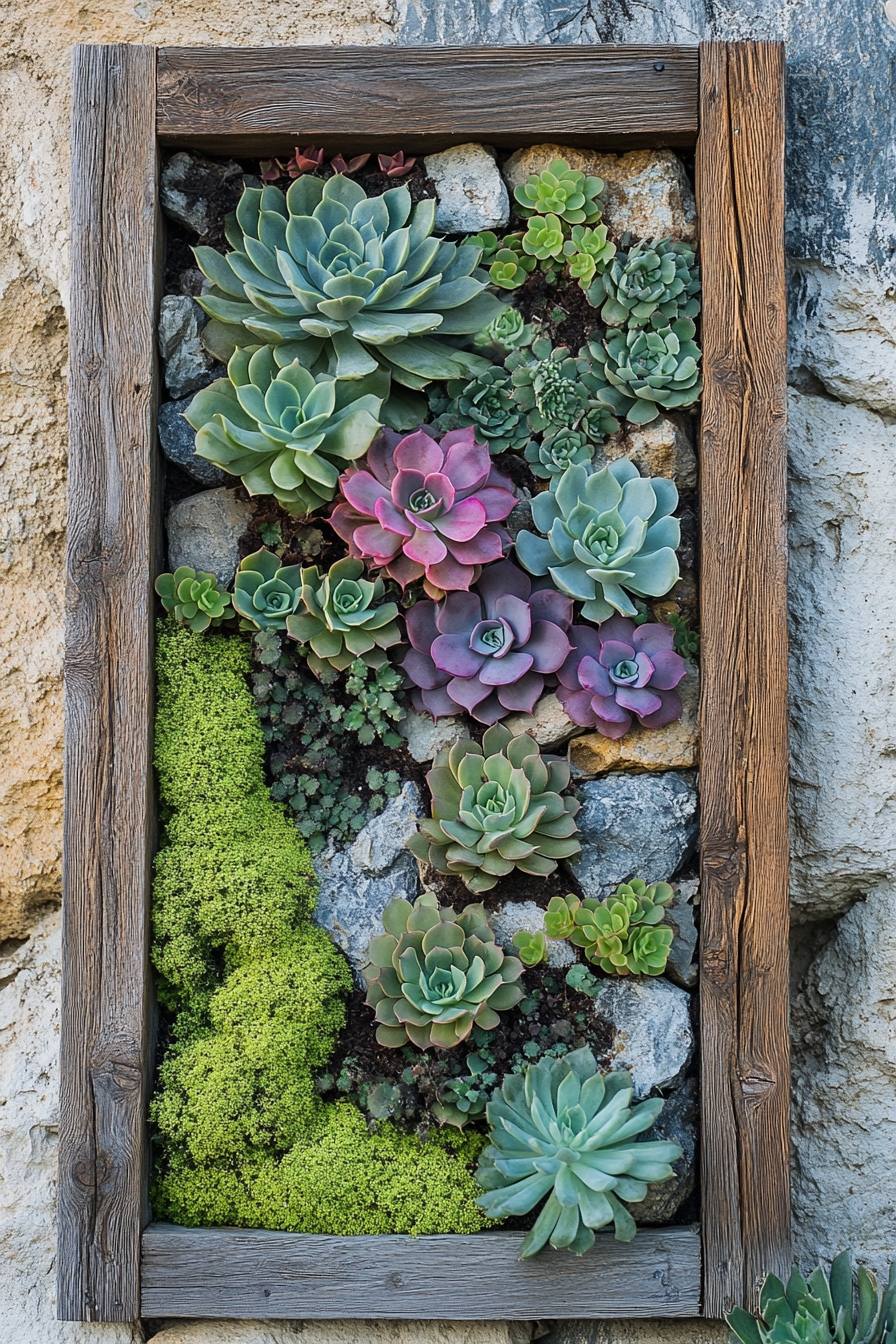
[61, 40, 789, 1327]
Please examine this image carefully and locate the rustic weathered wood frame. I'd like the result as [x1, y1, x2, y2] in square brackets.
[60, 41, 789, 1325]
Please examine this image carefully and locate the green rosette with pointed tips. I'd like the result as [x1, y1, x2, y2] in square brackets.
[286, 555, 401, 676]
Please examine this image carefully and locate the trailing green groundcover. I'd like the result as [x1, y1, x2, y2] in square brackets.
[151, 622, 489, 1233]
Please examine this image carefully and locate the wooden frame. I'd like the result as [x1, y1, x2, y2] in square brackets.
[60, 42, 789, 1325]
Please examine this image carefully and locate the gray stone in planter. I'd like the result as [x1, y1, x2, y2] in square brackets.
[398, 709, 463, 763]
[158, 295, 216, 399]
[489, 900, 575, 968]
[313, 782, 422, 983]
[596, 975, 693, 1098]
[635, 1076, 697, 1225]
[160, 150, 244, 236]
[666, 876, 699, 990]
[424, 142, 509, 234]
[165, 487, 253, 586]
[566, 770, 698, 899]
[158, 395, 228, 487]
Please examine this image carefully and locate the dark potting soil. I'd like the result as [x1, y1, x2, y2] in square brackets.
[515, 269, 606, 357]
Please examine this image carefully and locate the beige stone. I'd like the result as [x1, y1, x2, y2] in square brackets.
[501, 145, 697, 241]
[568, 661, 699, 779]
[595, 415, 698, 491]
[503, 692, 585, 751]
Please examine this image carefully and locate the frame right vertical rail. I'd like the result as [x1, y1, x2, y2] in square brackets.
[697, 41, 791, 1319]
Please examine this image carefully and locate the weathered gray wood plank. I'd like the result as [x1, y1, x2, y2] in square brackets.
[140, 1223, 702, 1319]
[156, 45, 699, 155]
[58, 42, 159, 1322]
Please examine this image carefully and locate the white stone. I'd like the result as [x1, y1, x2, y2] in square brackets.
[503, 693, 584, 752]
[789, 262, 896, 417]
[151, 1322, 532, 1344]
[166, 487, 253, 586]
[489, 899, 576, 968]
[399, 709, 463, 762]
[157, 294, 216, 398]
[424, 142, 509, 234]
[597, 977, 694, 1099]
[348, 779, 421, 874]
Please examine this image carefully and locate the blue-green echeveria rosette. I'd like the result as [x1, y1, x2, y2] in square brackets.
[515, 460, 680, 623]
[475, 1046, 681, 1258]
[286, 555, 401, 675]
[192, 175, 502, 419]
[231, 547, 304, 630]
[185, 344, 384, 513]
[586, 318, 703, 427]
[589, 238, 700, 329]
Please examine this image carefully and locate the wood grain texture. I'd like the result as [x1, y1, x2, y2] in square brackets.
[140, 1223, 701, 1319]
[156, 45, 699, 155]
[58, 43, 159, 1323]
[696, 42, 790, 1318]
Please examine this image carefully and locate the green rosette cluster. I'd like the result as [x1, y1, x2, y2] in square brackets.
[507, 336, 621, 443]
[728, 1252, 896, 1344]
[286, 555, 401, 675]
[436, 365, 530, 454]
[155, 567, 232, 632]
[362, 892, 524, 1049]
[563, 224, 616, 291]
[589, 238, 700, 328]
[587, 318, 703, 426]
[514, 159, 605, 225]
[563, 881, 675, 976]
[407, 724, 581, 893]
[186, 346, 383, 512]
[475, 1046, 681, 1257]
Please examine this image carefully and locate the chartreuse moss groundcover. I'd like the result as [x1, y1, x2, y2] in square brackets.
[150, 622, 488, 1234]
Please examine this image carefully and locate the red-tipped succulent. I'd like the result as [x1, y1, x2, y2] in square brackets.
[330, 427, 516, 596]
[402, 559, 574, 724]
[329, 152, 372, 175]
[378, 151, 416, 177]
[287, 144, 326, 176]
[556, 617, 687, 738]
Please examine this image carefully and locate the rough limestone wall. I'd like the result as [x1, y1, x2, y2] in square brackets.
[1, 0, 895, 1341]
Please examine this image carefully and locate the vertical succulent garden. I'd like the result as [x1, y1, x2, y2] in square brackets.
[152, 141, 702, 1255]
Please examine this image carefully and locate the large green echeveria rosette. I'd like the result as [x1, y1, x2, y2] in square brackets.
[286, 555, 401, 676]
[186, 344, 383, 513]
[585, 318, 703, 426]
[514, 459, 680, 623]
[231, 547, 304, 630]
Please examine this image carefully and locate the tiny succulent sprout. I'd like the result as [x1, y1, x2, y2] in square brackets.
[489, 242, 537, 291]
[433, 1052, 498, 1128]
[522, 213, 567, 263]
[259, 158, 285, 183]
[514, 159, 605, 226]
[329, 152, 371, 176]
[378, 150, 416, 177]
[285, 555, 402, 677]
[590, 238, 700, 329]
[512, 930, 548, 967]
[361, 891, 524, 1050]
[475, 1047, 681, 1257]
[587, 318, 703, 426]
[473, 307, 535, 357]
[400, 558, 573, 725]
[514, 460, 680, 624]
[570, 880, 674, 977]
[407, 723, 581, 893]
[231, 548, 304, 630]
[287, 144, 325, 176]
[727, 1251, 896, 1344]
[556, 617, 687, 738]
[330, 427, 516, 597]
[563, 224, 616, 291]
[544, 893, 581, 941]
[155, 567, 232, 632]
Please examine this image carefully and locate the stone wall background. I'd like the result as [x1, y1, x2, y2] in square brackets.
[1, 1, 894, 1340]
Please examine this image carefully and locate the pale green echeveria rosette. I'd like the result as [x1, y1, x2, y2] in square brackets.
[586, 318, 703, 427]
[185, 345, 383, 514]
[192, 175, 503, 428]
[515, 460, 680, 623]
[588, 237, 700, 328]
[154, 567, 231, 632]
[475, 1046, 681, 1258]
[286, 555, 401, 676]
[231, 547, 303, 631]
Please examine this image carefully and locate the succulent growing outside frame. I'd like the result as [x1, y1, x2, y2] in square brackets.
[515, 460, 680, 623]
[155, 568, 231, 632]
[474, 1047, 680, 1257]
[407, 724, 581, 892]
[361, 892, 524, 1049]
[231, 548, 304, 630]
[556, 617, 687, 737]
[587, 318, 703, 426]
[727, 1252, 896, 1344]
[186, 345, 383, 512]
[285, 555, 402, 675]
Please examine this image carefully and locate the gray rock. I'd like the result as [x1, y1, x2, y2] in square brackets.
[596, 976, 693, 1099]
[566, 771, 698, 899]
[313, 783, 422, 982]
[160, 150, 243, 236]
[158, 395, 227, 487]
[666, 876, 699, 990]
[504, 498, 533, 542]
[424, 142, 509, 234]
[635, 1076, 697, 1224]
[489, 900, 575, 968]
[165, 487, 252, 586]
[398, 709, 463, 763]
[157, 295, 215, 399]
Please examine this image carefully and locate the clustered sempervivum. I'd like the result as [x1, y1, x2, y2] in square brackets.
[556, 617, 687, 738]
[401, 559, 573, 724]
[329, 427, 515, 596]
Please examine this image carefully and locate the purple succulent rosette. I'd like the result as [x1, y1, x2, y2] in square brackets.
[402, 558, 573, 725]
[329, 426, 515, 596]
[556, 616, 687, 738]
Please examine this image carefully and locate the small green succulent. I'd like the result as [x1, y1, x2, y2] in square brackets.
[586, 318, 703, 426]
[514, 159, 605, 225]
[507, 336, 590, 434]
[433, 1051, 498, 1128]
[524, 427, 593, 480]
[474, 307, 536, 357]
[522, 213, 566, 263]
[407, 724, 581, 893]
[727, 1252, 896, 1344]
[232, 548, 303, 630]
[362, 892, 524, 1050]
[589, 238, 701, 328]
[436, 365, 530, 454]
[544, 893, 580, 941]
[512, 930, 548, 967]
[468, 231, 502, 264]
[489, 235, 538, 290]
[475, 1046, 680, 1257]
[185, 345, 384, 513]
[515, 459, 680, 622]
[564, 224, 616, 291]
[155, 567, 232, 632]
[285, 555, 402, 675]
[569, 880, 674, 976]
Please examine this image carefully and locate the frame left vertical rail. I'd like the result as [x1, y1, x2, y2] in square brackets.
[59, 43, 160, 1323]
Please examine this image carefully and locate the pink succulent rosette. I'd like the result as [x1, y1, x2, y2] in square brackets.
[401, 558, 573, 725]
[329, 427, 515, 595]
[556, 617, 687, 738]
